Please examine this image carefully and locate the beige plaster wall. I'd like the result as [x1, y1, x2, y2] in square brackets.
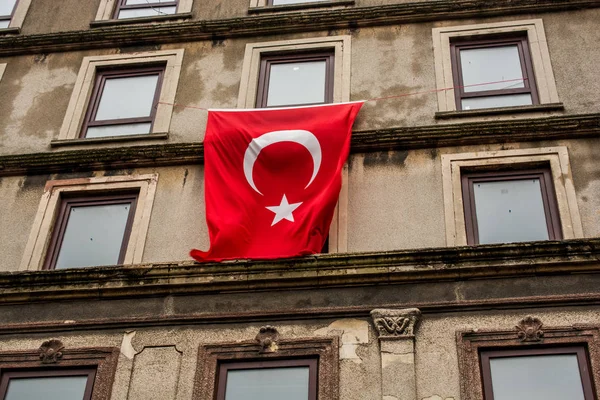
[0, 318, 380, 400]
[1, 9, 600, 154]
[0, 165, 209, 272]
[345, 138, 600, 252]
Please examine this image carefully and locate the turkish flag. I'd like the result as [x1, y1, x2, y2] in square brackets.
[191, 102, 364, 262]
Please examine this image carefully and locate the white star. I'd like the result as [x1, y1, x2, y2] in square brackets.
[265, 194, 303, 226]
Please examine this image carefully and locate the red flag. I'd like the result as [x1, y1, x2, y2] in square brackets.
[191, 102, 364, 262]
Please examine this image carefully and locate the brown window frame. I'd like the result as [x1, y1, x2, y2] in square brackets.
[112, 0, 179, 19]
[79, 65, 165, 138]
[0, 0, 19, 26]
[194, 336, 338, 400]
[0, 368, 97, 400]
[461, 167, 562, 245]
[457, 317, 600, 400]
[216, 358, 318, 400]
[480, 346, 596, 400]
[42, 192, 139, 270]
[256, 51, 335, 108]
[450, 35, 539, 110]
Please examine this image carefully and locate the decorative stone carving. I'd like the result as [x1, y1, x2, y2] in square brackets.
[39, 339, 64, 364]
[255, 325, 279, 353]
[516, 316, 544, 342]
[371, 308, 421, 339]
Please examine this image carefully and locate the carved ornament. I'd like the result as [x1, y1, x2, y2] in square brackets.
[39, 339, 64, 364]
[371, 308, 421, 339]
[255, 325, 280, 353]
[516, 316, 544, 342]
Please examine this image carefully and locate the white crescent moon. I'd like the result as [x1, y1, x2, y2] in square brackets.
[243, 130, 322, 195]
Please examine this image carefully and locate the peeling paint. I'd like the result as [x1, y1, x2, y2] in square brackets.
[120, 330, 137, 359]
[314, 319, 369, 363]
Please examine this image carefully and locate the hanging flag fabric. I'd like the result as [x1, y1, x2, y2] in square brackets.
[191, 102, 364, 262]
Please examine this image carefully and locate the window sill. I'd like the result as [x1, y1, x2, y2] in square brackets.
[248, 0, 354, 14]
[89, 13, 193, 28]
[435, 103, 565, 119]
[50, 132, 168, 147]
[0, 27, 20, 35]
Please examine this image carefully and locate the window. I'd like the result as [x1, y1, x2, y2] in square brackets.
[216, 359, 317, 400]
[57, 50, 183, 144]
[113, 0, 177, 19]
[43, 193, 138, 270]
[0, 0, 31, 31]
[256, 52, 334, 108]
[450, 36, 538, 110]
[441, 147, 583, 246]
[0, 341, 118, 400]
[94, 0, 192, 22]
[249, 0, 354, 11]
[456, 317, 600, 400]
[81, 66, 164, 138]
[461, 168, 562, 245]
[480, 347, 595, 400]
[0, 0, 17, 29]
[194, 336, 338, 400]
[20, 175, 158, 271]
[432, 20, 560, 113]
[0, 369, 96, 400]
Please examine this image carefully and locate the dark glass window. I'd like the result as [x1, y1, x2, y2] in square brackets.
[114, 0, 178, 19]
[256, 52, 334, 108]
[43, 193, 138, 269]
[0, 0, 18, 28]
[81, 66, 164, 138]
[461, 168, 562, 245]
[480, 347, 595, 400]
[0, 369, 96, 400]
[450, 36, 538, 110]
[216, 359, 317, 400]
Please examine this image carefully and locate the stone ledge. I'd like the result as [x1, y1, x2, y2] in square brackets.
[50, 132, 169, 147]
[1, 113, 599, 177]
[0, 0, 599, 56]
[89, 12, 193, 28]
[1, 238, 600, 303]
[434, 103, 565, 119]
[248, 0, 355, 14]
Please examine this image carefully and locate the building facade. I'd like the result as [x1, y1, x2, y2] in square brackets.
[1, 0, 600, 399]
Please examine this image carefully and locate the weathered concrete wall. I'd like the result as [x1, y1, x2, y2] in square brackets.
[1, 9, 599, 154]
[2, 135, 600, 270]
[0, 318, 380, 400]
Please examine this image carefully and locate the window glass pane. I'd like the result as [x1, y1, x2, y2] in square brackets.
[473, 178, 549, 244]
[0, 0, 17, 16]
[272, 0, 328, 4]
[489, 354, 585, 400]
[225, 367, 309, 400]
[86, 122, 152, 138]
[5, 376, 88, 400]
[118, 6, 176, 18]
[55, 202, 132, 269]
[95, 74, 159, 121]
[266, 60, 327, 107]
[0, 19, 9, 28]
[462, 93, 532, 110]
[460, 45, 525, 92]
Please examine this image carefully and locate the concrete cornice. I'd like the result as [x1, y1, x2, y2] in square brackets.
[1, 112, 599, 177]
[1, 238, 600, 303]
[0, 0, 599, 56]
